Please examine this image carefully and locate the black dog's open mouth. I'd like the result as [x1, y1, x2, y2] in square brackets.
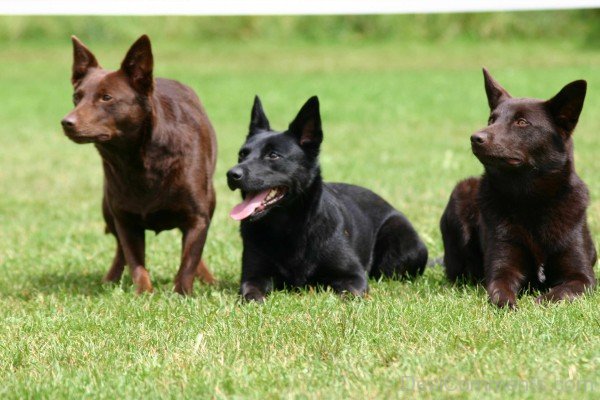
[230, 186, 287, 221]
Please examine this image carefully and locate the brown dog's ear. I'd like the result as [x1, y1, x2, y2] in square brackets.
[121, 35, 154, 95]
[483, 68, 511, 110]
[546, 80, 586, 136]
[249, 95, 271, 135]
[71, 36, 99, 86]
[289, 96, 322, 150]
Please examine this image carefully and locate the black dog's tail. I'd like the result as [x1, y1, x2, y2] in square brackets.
[427, 256, 444, 268]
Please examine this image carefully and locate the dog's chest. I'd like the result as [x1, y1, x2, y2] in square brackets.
[108, 185, 192, 232]
[140, 209, 186, 232]
[487, 211, 577, 267]
[271, 240, 317, 286]
[257, 233, 318, 286]
[275, 258, 316, 287]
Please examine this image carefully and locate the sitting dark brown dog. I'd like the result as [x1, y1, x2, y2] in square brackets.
[440, 68, 597, 308]
[61, 35, 217, 294]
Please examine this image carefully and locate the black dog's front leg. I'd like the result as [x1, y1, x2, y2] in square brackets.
[240, 245, 273, 303]
[329, 272, 369, 297]
[327, 253, 369, 297]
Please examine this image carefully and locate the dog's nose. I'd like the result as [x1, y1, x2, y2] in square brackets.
[227, 167, 244, 181]
[470, 132, 488, 145]
[61, 116, 76, 129]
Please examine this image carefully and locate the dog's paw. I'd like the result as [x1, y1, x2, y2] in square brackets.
[133, 268, 154, 295]
[242, 290, 266, 303]
[488, 290, 517, 309]
[535, 289, 575, 304]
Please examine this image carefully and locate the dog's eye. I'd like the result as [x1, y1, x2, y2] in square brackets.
[101, 94, 113, 102]
[266, 151, 280, 160]
[238, 150, 248, 162]
[488, 116, 495, 125]
[72, 93, 81, 105]
[515, 118, 530, 127]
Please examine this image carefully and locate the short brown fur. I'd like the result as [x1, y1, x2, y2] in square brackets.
[61, 35, 217, 294]
[440, 69, 596, 308]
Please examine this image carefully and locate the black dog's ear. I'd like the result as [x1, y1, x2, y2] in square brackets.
[483, 68, 511, 110]
[289, 96, 322, 149]
[120, 35, 154, 95]
[248, 95, 270, 135]
[545, 80, 586, 136]
[71, 36, 99, 86]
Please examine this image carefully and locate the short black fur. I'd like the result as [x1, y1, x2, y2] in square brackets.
[227, 96, 428, 302]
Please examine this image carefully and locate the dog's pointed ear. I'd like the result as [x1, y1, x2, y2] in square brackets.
[483, 68, 511, 110]
[71, 36, 99, 86]
[289, 96, 322, 150]
[120, 35, 154, 95]
[248, 95, 270, 135]
[545, 80, 586, 136]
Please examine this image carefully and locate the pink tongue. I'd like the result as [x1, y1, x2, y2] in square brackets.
[230, 189, 271, 221]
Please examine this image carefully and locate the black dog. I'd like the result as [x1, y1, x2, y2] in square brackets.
[227, 96, 428, 302]
[440, 68, 597, 308]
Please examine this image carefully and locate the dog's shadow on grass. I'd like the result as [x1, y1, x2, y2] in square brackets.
[8, 270, 112, 299]
[10, 270, 239, 300]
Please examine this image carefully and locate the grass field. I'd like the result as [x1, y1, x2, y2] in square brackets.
[0, 30, 599, 399]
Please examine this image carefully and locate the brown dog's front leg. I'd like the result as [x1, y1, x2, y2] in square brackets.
[485, 244, 528, 309]
[536, 248, 596, 303]
[114, 219, 152, 294]
[174, 216, 211, 295]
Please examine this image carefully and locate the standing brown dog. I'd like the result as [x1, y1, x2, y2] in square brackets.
[61, 35, 217, 294]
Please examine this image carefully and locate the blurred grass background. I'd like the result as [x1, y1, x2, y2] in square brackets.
[0, 10, 598, 45]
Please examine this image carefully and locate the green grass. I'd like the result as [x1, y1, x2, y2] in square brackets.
[0, 32, 599, 399]
[1, 12, 599, 44]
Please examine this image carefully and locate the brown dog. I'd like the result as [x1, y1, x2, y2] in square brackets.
[61, 35, 217, 294]
[440, 69, 597, 308]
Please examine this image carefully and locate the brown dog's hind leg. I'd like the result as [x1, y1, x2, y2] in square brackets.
[440, 178, 485, 284]
[102, 241, 126, 283]
[196, 259, 216, 284]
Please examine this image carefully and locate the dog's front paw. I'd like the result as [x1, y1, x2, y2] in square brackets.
[535, 288, 576, 304]
[240, 281, 269, 303]
[488, 289, 517, 309]
[330, 277, 368, 298]
[242, 291, 266, 303]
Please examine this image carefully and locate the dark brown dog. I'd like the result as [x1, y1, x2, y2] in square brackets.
[440, 68, 597, 308]
[61, 35, 217, 294]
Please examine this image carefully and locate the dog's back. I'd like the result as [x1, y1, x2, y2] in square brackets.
[151, 77, 217, 193]
[326, 182, 429, 277]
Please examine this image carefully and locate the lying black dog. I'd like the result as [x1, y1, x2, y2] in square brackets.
[227, 96, 428, 302]
[440, 68, 597, 308]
